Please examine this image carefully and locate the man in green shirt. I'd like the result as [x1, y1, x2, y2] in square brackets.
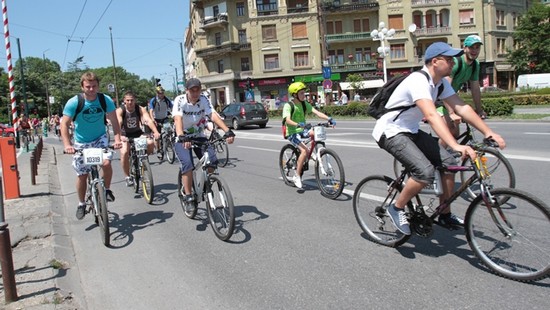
[440, 35, 486, 138]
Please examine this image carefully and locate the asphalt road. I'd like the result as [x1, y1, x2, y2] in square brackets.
[53, 120, 550, 309]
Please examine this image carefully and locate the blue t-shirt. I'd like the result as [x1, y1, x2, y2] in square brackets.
[63, 94, 116, 143]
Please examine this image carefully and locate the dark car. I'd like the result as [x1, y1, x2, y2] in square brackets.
[219, 102, 268, 130]
[0, 124, 15, 137]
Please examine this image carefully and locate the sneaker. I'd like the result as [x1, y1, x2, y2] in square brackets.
[438, 213, 464, 227]
[184, 195, 195, 212]
[125, 176, 134, 187]
[76, 204, 86, 220]
[106, 189, 115, 202]
[292, 175, 303, 189]
[386, 204, 411, 235]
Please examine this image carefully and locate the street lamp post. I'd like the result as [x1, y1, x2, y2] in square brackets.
[109, 26, 120, 107]
[170, 64, 179, 94]
[42, 49, 51, 119]
[370, 22, 395, 83]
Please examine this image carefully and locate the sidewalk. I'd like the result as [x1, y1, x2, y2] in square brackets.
[0, 139, 80, 309]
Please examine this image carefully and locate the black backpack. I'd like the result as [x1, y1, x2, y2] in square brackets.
[367, 71, 444, 120]
[73, 93, 108, 125]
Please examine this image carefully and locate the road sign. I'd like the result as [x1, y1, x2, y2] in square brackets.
[322, 79, 333, 89]
[322, 67, 332, 79]
[245, 90, 254, 102]
[107, 83, 115, 93]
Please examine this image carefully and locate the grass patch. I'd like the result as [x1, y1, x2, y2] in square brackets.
[49, 259, 65, 270]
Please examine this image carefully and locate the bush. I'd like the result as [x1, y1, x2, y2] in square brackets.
[482, 98, 514, 116]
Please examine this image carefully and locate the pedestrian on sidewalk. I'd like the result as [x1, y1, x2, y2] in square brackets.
[60, 71, 123, 220]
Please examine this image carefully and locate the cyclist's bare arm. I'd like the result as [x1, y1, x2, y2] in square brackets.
[210, 112, 234, 144]
[106, 110, 122, 149]
[60, 115, 75, 153]
[141, 106, 160, 139]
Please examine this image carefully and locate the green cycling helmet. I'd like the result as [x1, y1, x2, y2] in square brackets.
[288, 82, 307, 96]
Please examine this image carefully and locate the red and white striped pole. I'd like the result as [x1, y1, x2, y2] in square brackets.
[3, 0, 18, 131]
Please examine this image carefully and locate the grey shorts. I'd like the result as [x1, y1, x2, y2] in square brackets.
[72, 134, 112, 176]
[378, 130, 457, 183]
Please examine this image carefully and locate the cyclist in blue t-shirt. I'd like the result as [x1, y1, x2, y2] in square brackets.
[61, 72, 123, 220]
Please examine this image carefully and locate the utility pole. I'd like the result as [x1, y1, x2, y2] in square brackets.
[317, 2, 331, 105]
[109, 26, 120, 107]
[180, 42, 186, 87]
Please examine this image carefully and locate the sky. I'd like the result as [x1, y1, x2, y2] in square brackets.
[1, 0, 189, 86]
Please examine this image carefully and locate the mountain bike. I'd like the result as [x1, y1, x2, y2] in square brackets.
[208, 122, 229, 167]
[392, 122, 515, 200]
[158, 121, 176, 164]
[19, 129, 31, 152]
[177, 136, 235, 241]
[128, 136, 155, 204]
[71, 147, 113, 247]
[353, 139, 550, 282]
[279, 122, 345, 199]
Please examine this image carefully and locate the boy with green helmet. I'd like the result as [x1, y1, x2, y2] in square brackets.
[282, 82, 335, 189]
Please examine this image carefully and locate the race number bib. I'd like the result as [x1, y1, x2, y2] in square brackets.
[134, 137, 147, 151]
[314, 126, 326, 141]
[82, 148, 103, 165]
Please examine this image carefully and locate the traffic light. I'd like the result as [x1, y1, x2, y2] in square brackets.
[155, 78, 161, 86]
[246, 77, 251, 90]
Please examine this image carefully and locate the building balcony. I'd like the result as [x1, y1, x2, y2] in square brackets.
[257, 3, 278, 16]
[326, 32, 371, 43]
[411, 0, 451, 7]
[329, 60, 377, 73]
[322, 0, 379, 13]
[200, 13, 228, 30]
[287, 4, 309, 14]
[413, 26, 452, 37]
[196, 42, 248, 58]
[200, 72, 237, 85]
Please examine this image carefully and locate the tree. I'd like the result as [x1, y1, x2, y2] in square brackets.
[346, 73, 363, 99]
[507, 0, 550, 74]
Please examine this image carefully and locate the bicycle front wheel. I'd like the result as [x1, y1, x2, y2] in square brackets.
[141, 160, 155, 204]
[465, 188, 550, 282]
[165, 137, 176, 164]
[206, 175, 235, 241]
[95, 183, 110, 247]
[315, 148, 345, 199]
[353, 175, 411, 247]
[279, 144, 299, 186]
[460, 148, 515, 200]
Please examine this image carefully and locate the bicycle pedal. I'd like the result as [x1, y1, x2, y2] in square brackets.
[434, 220, 462, 230]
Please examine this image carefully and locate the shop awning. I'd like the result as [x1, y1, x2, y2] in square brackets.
[339, 79, 384, 90]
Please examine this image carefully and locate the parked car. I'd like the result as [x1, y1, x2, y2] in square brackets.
[0, 124, 15, 137]
[219, 102, 268, 130]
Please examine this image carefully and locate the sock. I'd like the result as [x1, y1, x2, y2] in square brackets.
[79, 201, 86, 206]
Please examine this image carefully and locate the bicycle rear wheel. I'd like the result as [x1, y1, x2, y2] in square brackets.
[206, 175, 235, 241]
[315, 148, 345, 199]
[95, 183, 110, 247]
[460, 148, 515, 200]
[279, 144, 299, 186]
[140, 160, 155, 204]
[465, 188, 550, 282]
[178, 170, 197, 219]
[353, 175, 411, 247]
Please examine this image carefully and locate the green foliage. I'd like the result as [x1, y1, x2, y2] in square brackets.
[346, 73, 363, 94]
[507, 0, 550, 74]
[482, 98, 514, 116]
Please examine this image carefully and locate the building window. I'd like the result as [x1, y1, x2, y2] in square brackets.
[217, 59, 224, 73]
[459, 9, 474, 25]
[241, 57, 250, 71]
[215, 32, 222, 46]
[388, 15, 403, 30]
[326, 20, 343, 35]
[497, 38, 506, 55]
[264, 54, 279, 70]
[213, 5, 219, 17]
[355, 47, 371, 62]
[496, 10, 505, 26]
[294, 52, 309, 67]
[328, 49, 344, 64]
[353, 18, 370, 33]
[390, 44, 405, 60]
[238, 30, 247, 44]
[292, 22, 307, 39]
[262, 25, 277, 41]
[236, 2, 245, 16]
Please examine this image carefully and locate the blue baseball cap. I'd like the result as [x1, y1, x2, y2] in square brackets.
[424, 42, 464, 62]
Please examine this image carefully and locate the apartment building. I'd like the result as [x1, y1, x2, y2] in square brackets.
[186, 0, 529, 107]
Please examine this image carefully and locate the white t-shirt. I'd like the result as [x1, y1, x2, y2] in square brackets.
[171, 94, 213, 137]
[372, 67, 455, 142]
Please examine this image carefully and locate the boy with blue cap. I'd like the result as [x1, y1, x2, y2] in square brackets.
[372, 42, 506, 235]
